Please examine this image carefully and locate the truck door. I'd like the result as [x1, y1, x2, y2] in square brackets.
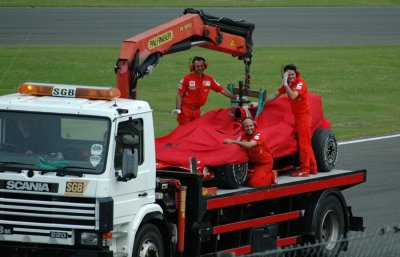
[111, 117, 154, 219]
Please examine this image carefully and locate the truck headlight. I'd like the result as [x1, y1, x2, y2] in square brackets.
[81, 232, 99, 245]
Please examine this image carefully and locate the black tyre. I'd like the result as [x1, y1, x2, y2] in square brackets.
[312, 129, 338, 172]
[213, 163, 248, 189]
[311, 195, 346, 257]
[132, 223, 164, 257]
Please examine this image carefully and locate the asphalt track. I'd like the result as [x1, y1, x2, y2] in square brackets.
[1, 7, 400, 46]
[337, 135, 400, 232]
[1, 6, 399, 247]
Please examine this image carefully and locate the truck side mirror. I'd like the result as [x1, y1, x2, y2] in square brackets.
[117, 148, 138, 181]
[116, 134, 139, 182]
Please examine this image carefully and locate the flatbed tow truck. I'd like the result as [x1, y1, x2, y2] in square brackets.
[0, 8, 366, 257]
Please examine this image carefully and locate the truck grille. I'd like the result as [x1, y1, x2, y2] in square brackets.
[0, 192, 97, 230]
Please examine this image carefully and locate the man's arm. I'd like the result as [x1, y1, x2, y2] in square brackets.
[224, 138, 257, 149]
[172, 93, 183, 115]
[176, 93, 183, 110]
[220, 87, 236, 100]
[173, 76, 187, 114]
[265, 91, 281, 103]
[283, 84, 299, 100]
[280, 71, 299, 100]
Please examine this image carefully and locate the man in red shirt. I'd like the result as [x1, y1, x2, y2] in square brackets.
[266, 64, 317, 177]
[172, 56, 236, 125]
[224, 117, 277, 188]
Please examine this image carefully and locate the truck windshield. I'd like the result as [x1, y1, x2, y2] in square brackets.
[0, 111, 110, 175]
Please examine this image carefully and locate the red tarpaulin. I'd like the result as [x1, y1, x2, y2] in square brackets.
[156, 93, 330, 170]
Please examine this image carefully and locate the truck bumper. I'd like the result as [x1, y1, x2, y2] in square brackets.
[0, 243, 113, 257]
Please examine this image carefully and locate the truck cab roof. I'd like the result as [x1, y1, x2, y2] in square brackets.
[0, 83, 152, 118]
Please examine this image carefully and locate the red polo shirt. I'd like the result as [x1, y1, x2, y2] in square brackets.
[240, 129, 273, 165]
[178, 73, 223, 107]
[278, 77, 310, 114]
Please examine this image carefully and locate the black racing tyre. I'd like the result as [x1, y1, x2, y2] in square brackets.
[213, 163, 248, 189]
[310, 195, 346, 257]
[132, 223, 164, 257]
[312, 129, 338, 172]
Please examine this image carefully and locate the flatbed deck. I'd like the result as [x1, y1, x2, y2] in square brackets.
[217, 169, 365, 195]
[157, 169, 366, 202]
[203, 169, 366, 210]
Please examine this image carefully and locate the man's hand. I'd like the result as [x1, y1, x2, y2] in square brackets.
[282, 71, 289, 86]
[236, 96, 249, 101]
[224, 138, 234, 144]
[235, 96, 249, 103]
[171, 109, 181, 115]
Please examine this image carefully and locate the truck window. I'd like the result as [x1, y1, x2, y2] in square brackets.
[61, 118, 108, 141]
[59, 117, 110, 167]
[0, 111, 111, 174]
[0, 114, 44, 155]
[114, 119, 144, 169]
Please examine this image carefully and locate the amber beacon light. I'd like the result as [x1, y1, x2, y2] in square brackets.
[18, 83, 121, 100]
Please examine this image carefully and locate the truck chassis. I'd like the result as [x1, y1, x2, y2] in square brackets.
[153, 169, 366, 257]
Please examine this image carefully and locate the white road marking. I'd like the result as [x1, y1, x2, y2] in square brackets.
[338, 134, 400, 145]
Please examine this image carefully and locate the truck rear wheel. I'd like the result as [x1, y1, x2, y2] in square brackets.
[133, 223, 164, 257]
[214, 163, 248, 189]
[312, 129, 338, 172]
[310, 195, 345, 257]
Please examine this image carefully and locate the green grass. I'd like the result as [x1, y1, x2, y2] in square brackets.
[1, 0, 399, 7]
[1, 45, 399, 140]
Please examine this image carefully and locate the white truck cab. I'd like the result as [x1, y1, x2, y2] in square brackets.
[0, 83, 159, 257]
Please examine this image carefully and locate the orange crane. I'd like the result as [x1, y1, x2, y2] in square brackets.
[115, 8, 255, 100]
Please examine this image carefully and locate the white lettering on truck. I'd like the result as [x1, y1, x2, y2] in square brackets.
[6, 181, 50, 192]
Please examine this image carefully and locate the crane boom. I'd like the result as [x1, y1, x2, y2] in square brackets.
[115, 8, 254, 99]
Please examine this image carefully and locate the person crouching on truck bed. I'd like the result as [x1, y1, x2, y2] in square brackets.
[265, 64, 317, 177]
[224, 117, 277, 187]
[172, 56, 236, 125]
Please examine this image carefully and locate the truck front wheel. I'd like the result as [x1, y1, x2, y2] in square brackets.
[311, 195, 345, 257]
[133, 223, 164, 257]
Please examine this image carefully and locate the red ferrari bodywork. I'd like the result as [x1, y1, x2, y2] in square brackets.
[156, 93, 330, 171]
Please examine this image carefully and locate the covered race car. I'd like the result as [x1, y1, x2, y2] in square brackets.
[155, 93, 338, 188]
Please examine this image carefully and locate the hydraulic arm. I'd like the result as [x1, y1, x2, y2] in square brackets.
[115, 8, 254, 99]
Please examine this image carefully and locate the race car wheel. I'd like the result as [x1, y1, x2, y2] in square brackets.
[214, 163, 248, 189]
[312, 129, 338, 172]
